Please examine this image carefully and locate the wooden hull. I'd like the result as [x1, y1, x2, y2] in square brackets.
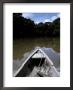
[15, 58, 45, 77]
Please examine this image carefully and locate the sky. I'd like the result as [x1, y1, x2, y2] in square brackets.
[22, 13, 60, 24]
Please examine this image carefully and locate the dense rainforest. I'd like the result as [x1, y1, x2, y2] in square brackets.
[13, 13, 60, 39]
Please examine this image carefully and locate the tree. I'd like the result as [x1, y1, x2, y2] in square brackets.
[13, 13, 60, 39]
[13, 13, 35, 38]
[52, 18, 60, 36]
[13, 13, 25, 38]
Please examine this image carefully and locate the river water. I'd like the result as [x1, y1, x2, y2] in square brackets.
[13, 37, 60, 59]
[13, 47, 60, 77]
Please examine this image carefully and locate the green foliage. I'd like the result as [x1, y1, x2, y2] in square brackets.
[13, 13, 60, 39]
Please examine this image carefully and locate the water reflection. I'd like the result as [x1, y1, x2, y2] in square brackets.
[13, 37, 60, 59]
[13, 47, 60, 77]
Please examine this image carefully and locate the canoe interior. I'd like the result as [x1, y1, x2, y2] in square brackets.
[15, 58, 45, 77]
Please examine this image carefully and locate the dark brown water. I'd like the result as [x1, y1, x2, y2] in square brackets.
[13, 37, 60, 60]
